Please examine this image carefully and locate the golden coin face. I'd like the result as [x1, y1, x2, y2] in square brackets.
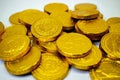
[56, 33, 92, 58]
[0, 22, 4, 35]
[107, 17, 120, 25]
[101, 33, 120, 59]
[50, 12, 75, 30]
[90, 58, 120, 80]
[32, 53, 69, 80]
[76, 19, 108, 35]
[31, 17, 62, 42]
[109, 23, 120, 33]
[19, 9, 49, 25]
[71, 9, 99, 19]
[0, 35, 30, 61]
[9, 12, 22, 25]
[44, 3, 68, 14]
[66, 45, 102, 70]
[75, 3, 97, 10]
[5, 46, 41, 75]
[2, 25, 27, 39]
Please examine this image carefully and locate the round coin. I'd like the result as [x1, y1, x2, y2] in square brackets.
[0, 35, 30, 61]
[56, 33, 92, 58]
[66, 45, 102, 70]
[44, 3, 68, 14]
[31, 17, 62, 42]
[5, 46, 41, 75]
[32, 53, 69, 80]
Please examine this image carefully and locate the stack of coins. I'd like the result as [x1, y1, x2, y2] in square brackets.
[0, 2, 120, 80]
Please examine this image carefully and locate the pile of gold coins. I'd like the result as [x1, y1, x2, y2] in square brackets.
[0, 2, 120, 80]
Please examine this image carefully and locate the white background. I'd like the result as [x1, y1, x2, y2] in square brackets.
[0, 0, 120, 80]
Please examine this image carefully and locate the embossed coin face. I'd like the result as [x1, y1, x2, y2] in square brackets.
[31, 17, 62, 42]
[44, 3, 68, 14]
[90, 58, 120, 80]
[56, 33, 92, 58]
[66, 45, 102, 70]
[101, 33, 120, 59]
[32, 53, 69, 80]
[5, 46, 41, 75]
[107, 17, 120, 26]
[0, 35, 30, 61]
[109, 23, 120, 33]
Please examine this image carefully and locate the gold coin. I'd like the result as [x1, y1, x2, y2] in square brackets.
[9, 12, 22, 25]
[0, 35, 30, 61]
[106, 17, 120, 25]
[71, 9, 99, 19]
[44, 3, 68, 14]
[40, 41, 57, 53]
[50, 12, 75, 30]
[19, 9, 49, 26]
[101, 33, 120, 59]
[31, 17, 62, 42]
[5, 45, 41, 75]
[1, 25, 27, 39]
[66, 45, 102, 70]
[90, 58, 120, 80]
[0, 22, 4, 35]
[75, 3, 97, 10]
[76, 19, 109, 40]
[56, 33, 92, 58]
[109, 23, 120, 33]
[32, 53, 69, 80]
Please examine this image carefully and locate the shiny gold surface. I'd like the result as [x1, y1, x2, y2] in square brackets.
[44, 3, 68, 14]
[50, 12, 75, 30]
[101, 33, 120, 59]
[40, 41, 57, 53]
[0, 35, 30, 61]
[31, 17, 62, 42]
[71, 9, 99, 19]
[2, 25, 27, 39]
[5, 46, 41, 75]
[56, 33, 92, 58]
[109, 23, 120, 33]
[9, 12, 22, 25]
[66, 45, 102, 70]
[90, 58, 120, 80]
[19, 9, 49, 26]
[75, 3, 97, 10]
[106, 17, 120, 26]
[76, 19, 109, 40]
[32, 53, 69, 80]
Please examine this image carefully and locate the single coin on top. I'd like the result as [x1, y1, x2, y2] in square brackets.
[0, 35, 30, 61]
[31, 17, 62, 42]
[44, 3, 68, 14]
[75, 3, 97, 10]
[56, 33, 92, 58]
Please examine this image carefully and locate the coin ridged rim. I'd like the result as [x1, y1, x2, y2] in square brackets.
[101, 33, 120, 59]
